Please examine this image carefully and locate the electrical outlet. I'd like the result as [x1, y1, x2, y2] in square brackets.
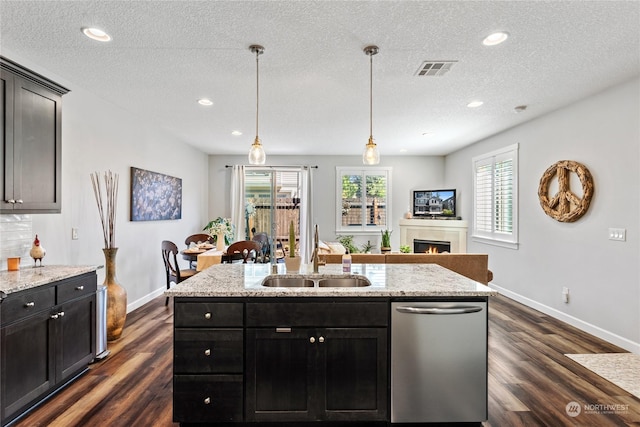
[608, 228, 626, 241]
[562, 287, 570, 304]
[72, 228, 79, 240]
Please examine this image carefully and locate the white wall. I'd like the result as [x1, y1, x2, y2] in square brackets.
[445, 77, 640, 352]
[2, 49, 210, 311]
[207, 154, 445, 251]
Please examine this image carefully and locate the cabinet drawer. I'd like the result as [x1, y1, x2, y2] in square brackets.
[173, 374, 243, 423]
[1, 286, 55, 324]
[174, 329, 243, 374]
[57, 274, 97, 304]
[174, 302, 243, 327]
[247, 302, 388, 327]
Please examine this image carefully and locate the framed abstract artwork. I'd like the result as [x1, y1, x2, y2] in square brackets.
[130, 167, 182, 221]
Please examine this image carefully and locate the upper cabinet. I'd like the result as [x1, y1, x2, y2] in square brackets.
[1, 56, 69, 214]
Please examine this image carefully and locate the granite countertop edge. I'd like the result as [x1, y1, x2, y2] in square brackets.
[166, 263, 498, 298]
[0, 265, 101, 296]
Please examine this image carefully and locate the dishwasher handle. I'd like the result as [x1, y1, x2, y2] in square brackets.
[395, 306, 483, 315]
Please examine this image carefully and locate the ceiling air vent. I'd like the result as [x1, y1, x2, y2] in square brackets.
[415, 60, 457, 77]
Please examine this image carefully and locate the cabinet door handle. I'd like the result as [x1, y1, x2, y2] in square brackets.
[318, 336, 325, 343]
[16, 199, 23, 204]
[58, 311, 65, 317]
[51, 314, 59, 319]
[204, 397, 211, 405]
[24, 301, 35, 308]
[204, 312, 212, 319]
[7, 199, 15, 204]
[76, 285, 84, 291]
[309, 337, 316, 344]
[204, 349, 211, 356]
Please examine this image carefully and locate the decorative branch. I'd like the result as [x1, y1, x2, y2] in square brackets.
[91, 171, 119, 248]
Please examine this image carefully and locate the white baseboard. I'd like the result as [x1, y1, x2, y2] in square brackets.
[489, 282, 640, 355]
[127, 287, 166, 313]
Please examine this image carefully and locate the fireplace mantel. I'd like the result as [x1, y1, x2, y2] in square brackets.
[399, 218, 468, 253]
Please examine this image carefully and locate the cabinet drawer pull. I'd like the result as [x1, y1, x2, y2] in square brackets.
[58, 311, 65, 317]
[75, 285, 84, 291]
[7, 199, 15, 204]
[204, 349, 211, 356]
[204, 397, 211, 405]
[318, 336, 325, 343]
[204, 312, 212, 319]
[16, 199, 23, 204]
[309, 337, 316, 344]
[24, 301, 35, 308]
[51, 314, 59, 319]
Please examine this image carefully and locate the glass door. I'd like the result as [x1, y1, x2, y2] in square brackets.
[244, 168, 302, 262]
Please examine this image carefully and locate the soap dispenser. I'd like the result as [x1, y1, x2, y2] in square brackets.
[342, 250, 352, 273]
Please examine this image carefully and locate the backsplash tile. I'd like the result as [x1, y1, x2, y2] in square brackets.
[0, 214, 32, 270]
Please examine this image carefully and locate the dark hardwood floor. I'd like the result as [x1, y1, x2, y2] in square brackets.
[11, 294, 640, 426]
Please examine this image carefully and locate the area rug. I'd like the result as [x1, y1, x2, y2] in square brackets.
[565, 353, 640, 399]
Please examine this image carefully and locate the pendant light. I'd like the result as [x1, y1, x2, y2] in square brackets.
[363, 45, 380, 165]
[248, 45, 266, 165]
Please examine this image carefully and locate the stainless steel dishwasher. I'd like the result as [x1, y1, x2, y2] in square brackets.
[391, 301, 487, 423]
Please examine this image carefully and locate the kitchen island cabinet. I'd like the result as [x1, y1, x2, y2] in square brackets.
[0, 267, 97, 427]
[1, 56, 69, 214]
[167, 263, 496, 426]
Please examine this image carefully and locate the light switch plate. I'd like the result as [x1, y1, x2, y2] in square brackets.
[608, 228, 626, 241]
[72, 228, 79, 240]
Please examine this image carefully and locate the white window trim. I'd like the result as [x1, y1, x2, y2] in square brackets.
[336, 166, 392, 235]
[472, 143, 519, 249]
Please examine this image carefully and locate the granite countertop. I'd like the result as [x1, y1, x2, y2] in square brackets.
[165, 263, 498, 298]
[0, 265, 100, 298]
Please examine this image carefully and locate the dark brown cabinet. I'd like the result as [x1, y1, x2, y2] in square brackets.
[245, 301, 388, 423]
[1, 56, 69, 214]
[173, 301, 244, 423]
[0, 273, 96, 426]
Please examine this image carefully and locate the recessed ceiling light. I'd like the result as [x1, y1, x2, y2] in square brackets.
[467, 101, 484, 108]
[197, 98, 213, 106]
[483, 32, 509, 46]
[231, 130, 243, 136]
[514, 105, 527, 113]
[82, 27, 111, 42]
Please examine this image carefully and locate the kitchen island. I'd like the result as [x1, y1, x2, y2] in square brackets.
[166, 263, 497, 426]
[0, 265, 99, 426]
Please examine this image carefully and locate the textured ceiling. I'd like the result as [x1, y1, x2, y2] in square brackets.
[1, 1, 639, 157]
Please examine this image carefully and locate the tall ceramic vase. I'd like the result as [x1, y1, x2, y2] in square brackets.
[216, 233, 225, 251]
[103, 248, 127, 341]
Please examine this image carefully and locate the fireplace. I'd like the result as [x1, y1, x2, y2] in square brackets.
[399, 219, 468, 253]
[414, 239, 451, 254]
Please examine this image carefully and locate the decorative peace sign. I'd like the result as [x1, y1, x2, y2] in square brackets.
[538, 160, 594, 222]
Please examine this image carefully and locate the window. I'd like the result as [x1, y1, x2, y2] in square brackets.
[472, 144, 518, 248]
[336, 167, 391, 233]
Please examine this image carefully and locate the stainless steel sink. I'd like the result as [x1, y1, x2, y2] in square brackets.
[260, 275, 371, 288]
[318, 277, 371, 287]
[261, 277, 315, 287]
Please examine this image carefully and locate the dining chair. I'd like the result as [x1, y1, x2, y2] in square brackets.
[225, 240, 262, 264]
[162, 240, 198, 305]
[184, 233, 213, 268]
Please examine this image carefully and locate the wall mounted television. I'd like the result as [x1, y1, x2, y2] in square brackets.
[412, 189, 457, 218]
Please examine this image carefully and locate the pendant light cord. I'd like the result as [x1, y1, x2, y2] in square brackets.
[255, 49, 260, 139]
[369, 51, 373, 139]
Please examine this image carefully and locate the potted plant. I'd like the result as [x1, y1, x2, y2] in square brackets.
[380, 229, 392, 253]
[400, 244, 411, 253]
[337, 235, 360, 254]
[284, 220, 301, 272]
[361, 240, 375, 254]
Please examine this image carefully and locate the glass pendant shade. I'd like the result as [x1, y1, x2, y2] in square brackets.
[248, 137, 266, 165]
[363, 136, 380, 165]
